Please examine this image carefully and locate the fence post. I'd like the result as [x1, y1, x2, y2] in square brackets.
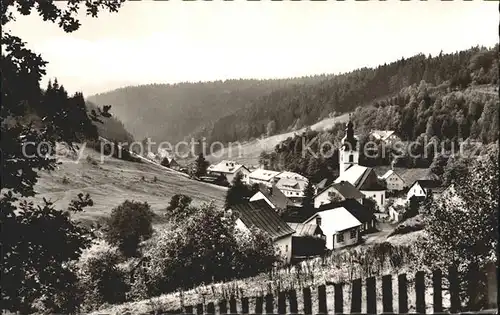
[185, 305, 193, 315]
[241, 297, 249, 315]
[398, 274, 408, 314]
[219, 299, 228, 315]
[415, 270, 426, 314]
[278, 291, 286, 315]
[432, 269, 443, 314]
[448, 266, 461, 313]
[366, 276, 377, 314]
[318, 284, 327, 315]
[255, 296, 263, 314]
[303, 287, 312, 315]
[486, 262, 498, 310]
[206, 302, 215, 315]
[288, 289, 298, 314]
[265, 293, 274, 314]
[350, 278, 362, 314]
[196, 303, 203, 315]
[229, 296, 237, 314]
[333, 282, 343, 314]
[382, 274, 393, 314]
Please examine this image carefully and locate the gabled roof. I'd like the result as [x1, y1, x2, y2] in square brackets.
[249, 169, 281, 181]
[304, 207, 362, 232]
[335, 165, 386, 191]
[380, 169, 402, 180]
[287, 223, 323, 237]
[315, 180, 365, 200]
[276, 177, 307, 192]
[412, 179, 441, 190]
[255, 184, 292, 209]
[315, 178, 331, 191]
[208, 160, 248, 174]
[276, 171, 308, 182]
[371, 130, 398, 141]
[374, 167, 438, 186]
[230, 200, 294, 240]
[317, 199, 375, 224]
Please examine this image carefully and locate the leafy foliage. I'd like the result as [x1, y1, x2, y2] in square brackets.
[301, 179, 315, 210]
[224, 172, 252, 209]
[105, 200, 154, 258]
[77, 241, 127, 312]
[422, 145, 498, 307]
[165, 194, 194, 221]
[142, 203, 277, 297]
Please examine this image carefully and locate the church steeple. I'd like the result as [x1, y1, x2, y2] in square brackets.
[339, 114, 359, 175]
[343, 115, 357, 151]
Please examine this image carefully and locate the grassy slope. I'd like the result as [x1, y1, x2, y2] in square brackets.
[203, 113, 351, 166]
[32, 145, 227, 224]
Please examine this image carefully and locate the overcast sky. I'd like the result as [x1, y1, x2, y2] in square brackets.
[5, 0, 498, 95]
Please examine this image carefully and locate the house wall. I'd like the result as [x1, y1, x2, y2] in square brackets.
[275, 235, 293, 263]
[361, 190, 386, 212]
[323, 226, 360, 250]
[314, 188, 345, 208]
[279, 188, 304, 198]
[385, 174, 405, 191]
[407, 183, 426, 201]
[248, 177, 272, 187]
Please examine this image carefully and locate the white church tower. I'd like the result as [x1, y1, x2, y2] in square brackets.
[339, 116, 359, 175]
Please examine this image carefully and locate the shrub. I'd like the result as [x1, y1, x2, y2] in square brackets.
[165, 194, 194, 221]
[77, 241, 127, 312]
[105, 200, 154, 257]
[388, 214, 425, 237]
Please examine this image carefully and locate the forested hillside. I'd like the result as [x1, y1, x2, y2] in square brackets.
[87, 77, 331, 143]
[207, 45, 498, 144]
[259, 82, 499, 183]
[87, 46, 497, 147]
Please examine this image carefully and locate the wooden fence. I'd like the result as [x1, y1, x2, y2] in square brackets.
[160, 263, 497, 315]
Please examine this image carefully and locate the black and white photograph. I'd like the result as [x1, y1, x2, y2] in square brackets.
[1, 0, 498, 314]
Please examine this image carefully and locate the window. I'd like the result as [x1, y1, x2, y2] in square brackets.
[285, 245, 289, 252]
[349, 154, 354, 163]
[350, 229, 357, 239]
[337, 233, 344, 242]
[381, 194, 384, 205]
[316, 217, 322, 226]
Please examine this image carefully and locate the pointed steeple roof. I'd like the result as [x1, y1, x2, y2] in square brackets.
[343, 114, 357, 150]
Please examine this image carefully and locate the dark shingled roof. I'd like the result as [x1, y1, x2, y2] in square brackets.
[315, 180, 365, 200]
[415, 179, 441, 189]
[231, 200, 295, 240]
[317, 199, 375, 224]
[256, 184, 292, 210]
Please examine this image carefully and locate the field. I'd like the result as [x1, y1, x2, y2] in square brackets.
[31, 144, 227, 224]
[203, 113, 351, 166]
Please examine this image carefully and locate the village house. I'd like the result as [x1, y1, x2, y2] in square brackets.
[275, 177, 308, 203]
[317, 199, 376, 233]
[370, 130, 402, 144]
[229, 200, 295, 263]
[249, 184, 293, 211]
[303, 206, 362, 250]
[287, 222, 326, 259]
[314, 180, 365, 208]
[334, 164, 387, 211]
[207, 160, 250, 184]
[274, 171, 308, 183]
[247, 169, 281, 187]
[406, 179, 443, 201]
[379, 169, 405, 191]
